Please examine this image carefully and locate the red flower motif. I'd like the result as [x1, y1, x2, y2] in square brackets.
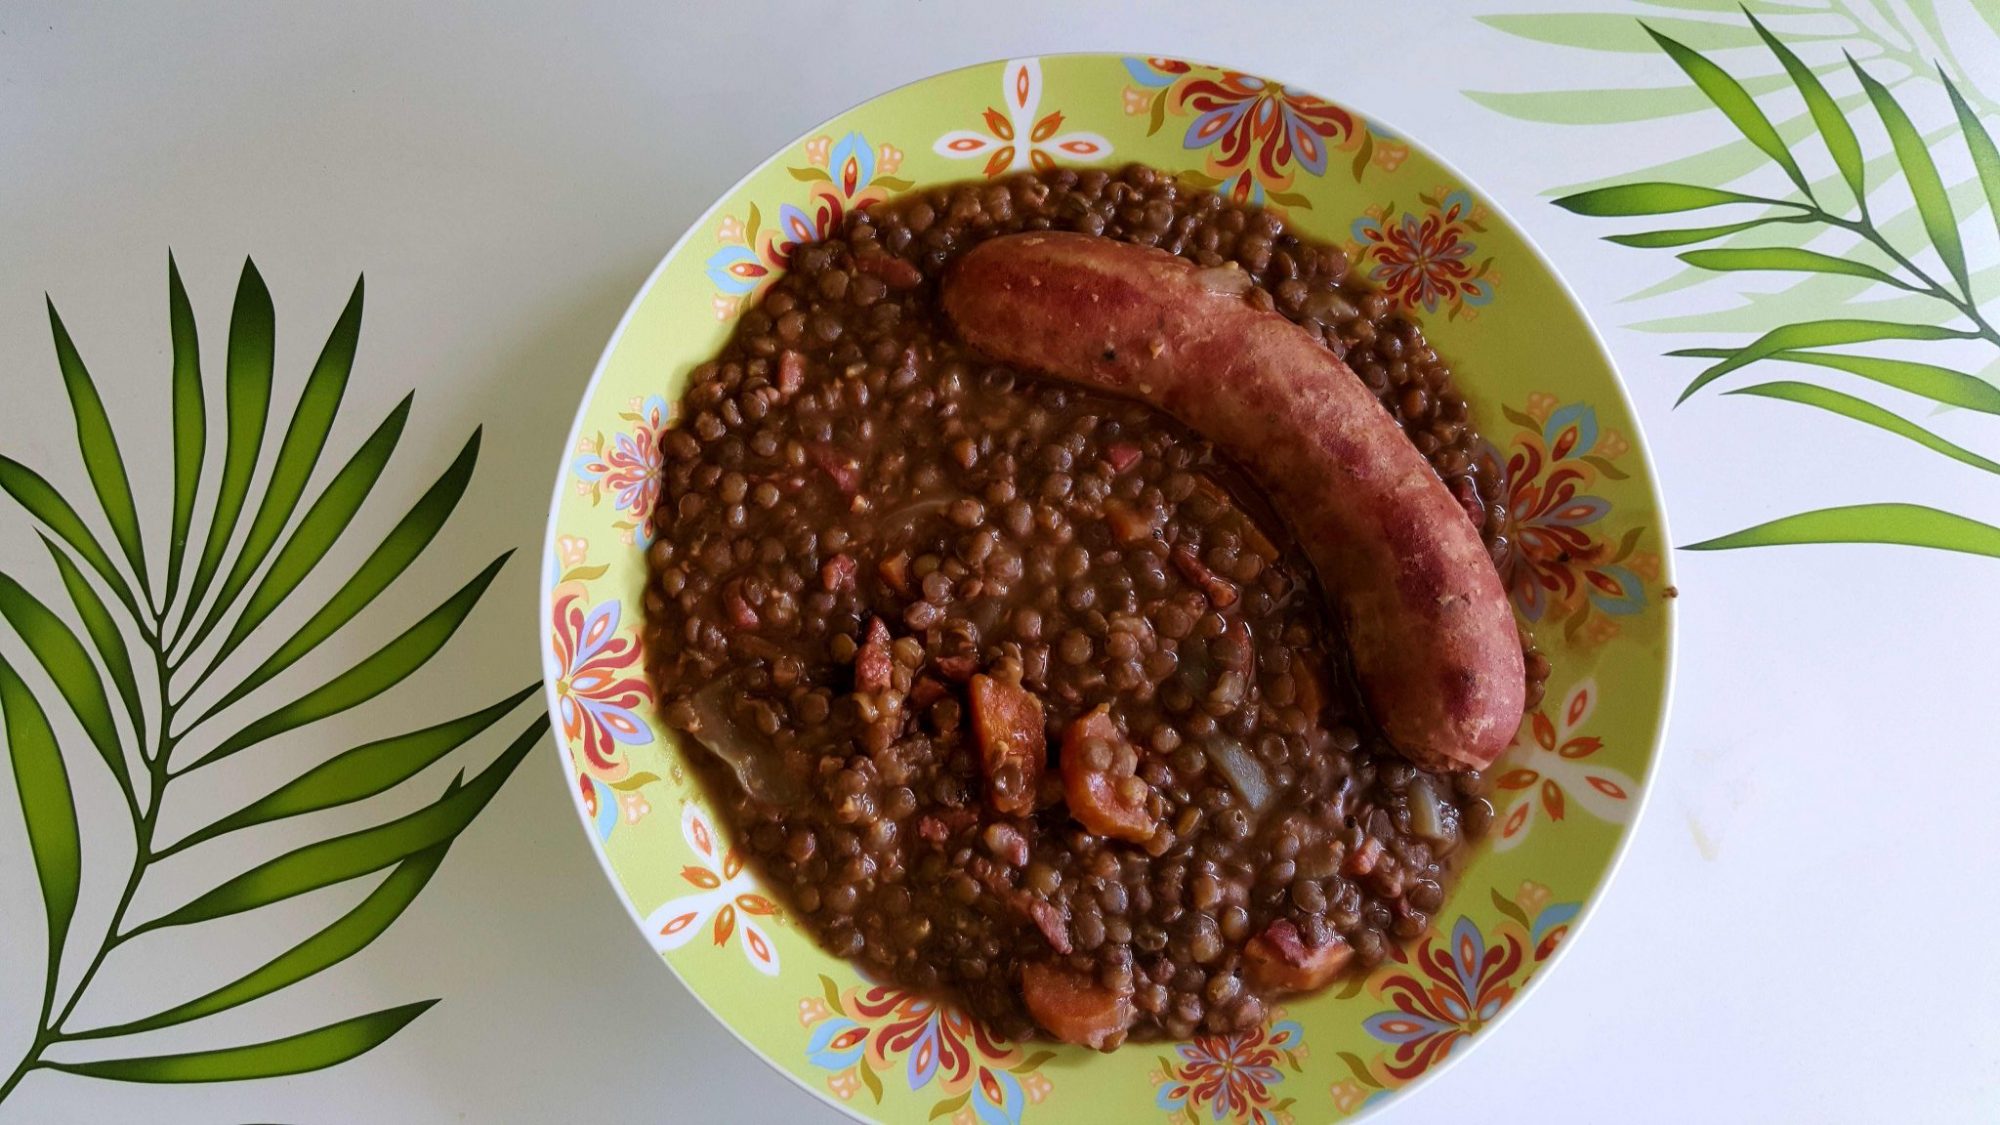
[1176, 73, 1352, 202]
[548, 585, 652, 774]
[1477, 396, 1649, 642]
[1363, 916, 1525, 1083]
[1350, 190, 1495, 317]
[1154, 1014, 1306, 1124]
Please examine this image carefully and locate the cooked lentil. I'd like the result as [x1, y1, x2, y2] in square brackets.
[644, 163, 1544, 1046]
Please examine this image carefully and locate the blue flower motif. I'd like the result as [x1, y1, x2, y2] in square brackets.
[1543, 402, 1600, 458]
[1122, 56, 1177, 87]
[805, 1016, 867, 1073]
[828, 132, 876, 193]
[705, 243, 766, 296]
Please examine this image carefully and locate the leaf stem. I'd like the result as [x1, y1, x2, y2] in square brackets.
[1815, 211, 1999, 339]
[8, 610, 180, 1105]
[0, 1045, 40, 1104]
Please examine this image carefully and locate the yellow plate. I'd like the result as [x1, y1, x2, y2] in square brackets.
[540, 53, 1674, 1124]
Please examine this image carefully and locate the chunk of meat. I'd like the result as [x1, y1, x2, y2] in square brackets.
[1342, 834, 1384, 877]
[909, 676, 948, 709]
[856, 252, 923, 290]
[1059, 706, 1156, 842]
[820, 553, 857, 592]
[854, 617, 893, 694]
[1021, 962, 1134, 1050]
[969, 674, 1045, 815]
[1170, 545, 1239, 609]
[807, 442, 861, 495]
[878, 550, 912, 596]
[1105, 441, 1143, 472]
[721, 580, 760, 630]
[1026, 899, 1072, 955]
[1104, 499, 1159, 546]
[944, 232, 1526, 770]
[1243, 920, 1355, 992]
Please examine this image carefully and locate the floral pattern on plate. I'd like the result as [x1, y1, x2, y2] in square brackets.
[1331, 882, 1579, 1109]
[1494, 678, 1637, 851]
[572, 394, 670, 545]
[643, 803, 784, 976]
[1481, 393, 1655, 646]
[935, 57, 1113, 177]
[1121, 57, 1403, 205]
[1348, 189, 1497, 319]
[799, 975, 1054, 1124]
[1151, 1012, 1307, 1125]
[706, 132, 911, 319]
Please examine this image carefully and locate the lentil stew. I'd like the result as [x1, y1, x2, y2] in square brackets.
[642, 164, 1546, 1048]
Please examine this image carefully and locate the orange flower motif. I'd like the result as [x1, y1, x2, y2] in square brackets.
[641, 803, 782, 975]
[1495, 679, 1636, 851]
[935, 58, 1112, 176]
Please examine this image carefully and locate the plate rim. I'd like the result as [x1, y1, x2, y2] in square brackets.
[539, 49, 1679, 1124]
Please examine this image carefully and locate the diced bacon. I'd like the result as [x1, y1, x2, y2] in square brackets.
[777, 350, 806, 395]
[1104, 500, 1158, 546]
[807, 443, 861, 494]
[878, 550, 912, 596]
[855, 617, 892, 694]
[820, 553, 857, 592]
[1171, 545, 1239, 608]
[917, 805, 977, 845]
[1027, 899, 1072, 955]
[1243, 920, 1355, 992]
[1343, 835, 1383, 877]
[857, 252, 923, 290]
[909, 677, 947, 709]
[968, 674, 1045, 816]
[722, 581, 760, 630]
[1105, 441, 1142, 472]
[1021, 962, 1134, 1050]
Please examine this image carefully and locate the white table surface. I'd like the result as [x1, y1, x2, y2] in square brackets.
[2, 1, 1997, 1121]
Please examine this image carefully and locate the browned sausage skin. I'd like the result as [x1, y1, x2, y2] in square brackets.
[942, 231, 1524, 771]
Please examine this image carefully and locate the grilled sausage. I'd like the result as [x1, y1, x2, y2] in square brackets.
[942, 232, 1523, 771]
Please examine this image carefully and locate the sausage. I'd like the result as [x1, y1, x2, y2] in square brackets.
[968, 673, 1045, 815]
[942, 232, 1523, 771]
[1059, 705, 1156, 841]
[1020, 961, 1134, 1049]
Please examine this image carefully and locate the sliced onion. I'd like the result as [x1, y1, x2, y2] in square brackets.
[1206, 737, 1273, 814]
[686, 681, 797, 804]
[1194, 265, 1253, 297]
[1406, 777, 1448, 844]
[881, 497, 953, 537]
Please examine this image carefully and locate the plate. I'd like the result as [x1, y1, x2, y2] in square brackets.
[541, 53, 1674, 1124]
